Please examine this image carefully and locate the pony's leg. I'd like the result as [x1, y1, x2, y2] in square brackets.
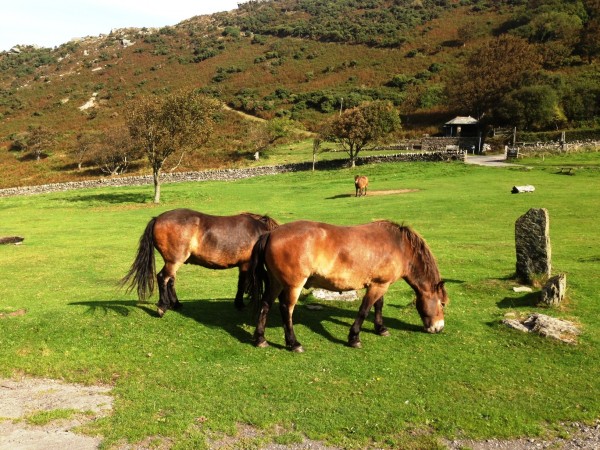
[156, 262, 182, 317]
[168, 278, 182, 310]
[234, 267, 247, 310]
[373, 297, 390, 336]
[348, 285, 388, 348]
[254, 282, 280, 348]
[156, 269, 169, 317]
[278, 286, 304, 352]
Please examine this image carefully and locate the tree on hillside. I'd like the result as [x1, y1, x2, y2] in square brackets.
[90, 126, 140, 176]
[126, 90, 220, 203]
[72, 132, 100, 170]
[496, 85, 566, 130]
[580, 0, 600, 63]
[25, 125, 55, 161]
[322, 101, 401, 167]
[447, 35, 542, 120]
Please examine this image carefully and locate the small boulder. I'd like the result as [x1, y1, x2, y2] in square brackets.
[540, 273, 567, 307]
[311, 289, 358, 301]
[503, 312, 580, 344]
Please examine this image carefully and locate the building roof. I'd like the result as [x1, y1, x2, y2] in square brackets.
[444, 116, 478, 126]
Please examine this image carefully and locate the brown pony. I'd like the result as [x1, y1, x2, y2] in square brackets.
[249, 220, 447, 352]
[354, 175, 368, 197]
[122, 209, 278, 317]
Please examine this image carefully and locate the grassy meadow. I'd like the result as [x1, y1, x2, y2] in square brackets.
[0, 157, 599, 449]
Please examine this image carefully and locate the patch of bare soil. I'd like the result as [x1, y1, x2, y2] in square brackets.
[0, 377, 112, 450]
[444, 420, 600, 450]
[0, 309, 26, 319]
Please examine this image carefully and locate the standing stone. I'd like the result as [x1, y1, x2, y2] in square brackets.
[515, 208, 551, 283]
[540, 273, 567, 307]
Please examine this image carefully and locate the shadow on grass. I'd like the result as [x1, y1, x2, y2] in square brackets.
[69, 299, 157, 316]
[60, 192, 148, 204]
[497, 291, 540, 309]
[325, 193, 353, 200]
[71, 296, 424, 348]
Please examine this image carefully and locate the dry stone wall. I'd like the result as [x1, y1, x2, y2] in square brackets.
[0, 151, 465, 198]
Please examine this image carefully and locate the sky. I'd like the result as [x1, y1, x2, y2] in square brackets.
[1, 0, 242, 52]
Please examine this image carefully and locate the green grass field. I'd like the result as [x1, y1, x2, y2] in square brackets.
[1, 156, 599, 449]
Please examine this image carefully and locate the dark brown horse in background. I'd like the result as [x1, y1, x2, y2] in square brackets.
[354, 175, 368, 197]
[122, 209, 278, 317]
[249, 220, 447, 352]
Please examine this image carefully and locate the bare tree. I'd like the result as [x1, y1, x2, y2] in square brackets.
[26, 125, 55, 161]
[72, 132, 100, 170]
[126, 90, 220, 203]
[90, 126, 139, 176]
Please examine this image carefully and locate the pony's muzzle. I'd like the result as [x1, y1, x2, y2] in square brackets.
[425, 319, 444, 333]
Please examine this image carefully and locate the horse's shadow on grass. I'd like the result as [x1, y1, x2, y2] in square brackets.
[165, 298, 420, 347]
[70, 297, 423, 348]
[69, 299, 156, 317]
[326, 193, 353, 200]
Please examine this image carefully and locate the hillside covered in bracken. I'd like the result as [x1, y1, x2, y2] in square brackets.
[1, 0, 599, 188]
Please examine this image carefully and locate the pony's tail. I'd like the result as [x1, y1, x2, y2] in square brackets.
[247, 232, 271, 311]
[120, 218, 156, 301]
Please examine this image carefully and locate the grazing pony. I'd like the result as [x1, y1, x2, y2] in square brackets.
[354, 175, 368, 197]
[122, 209, 278, 317]
[249, 220, 447, 352]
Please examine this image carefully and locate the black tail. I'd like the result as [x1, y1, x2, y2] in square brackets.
[120, 218, 156, 301]
[247, 232, 271, 310]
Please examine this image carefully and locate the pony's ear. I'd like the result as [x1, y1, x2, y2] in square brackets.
[437, 280, 449, 307]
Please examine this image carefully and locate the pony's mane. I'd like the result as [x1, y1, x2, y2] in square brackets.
[242, 212, 279, 231]
[374, 220, 441, 284]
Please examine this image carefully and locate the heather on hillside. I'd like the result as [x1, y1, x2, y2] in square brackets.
[0, 0, 599, 188]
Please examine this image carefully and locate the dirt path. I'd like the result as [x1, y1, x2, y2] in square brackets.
[465, 154, 521, 167]
[0, 378, 112, 450]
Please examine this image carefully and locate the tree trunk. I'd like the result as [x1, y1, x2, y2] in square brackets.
[153, 167, 161, 203]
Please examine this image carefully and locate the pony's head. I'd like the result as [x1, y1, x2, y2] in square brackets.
[416, 280, 447, 333]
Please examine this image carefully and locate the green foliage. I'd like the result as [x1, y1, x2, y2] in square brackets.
[496, 85, 562, 130]
[126, 90, 220, 202]
[322, 100, 401, 165]
[0, 47, 56, 72]
[222, 26, 241, 38]
[388, 74, 418, 90]
[234, 0, 465, 47]
[448, 35, 542, 119]
[418, 84, 446, 109]
[560, 73, 600, 126]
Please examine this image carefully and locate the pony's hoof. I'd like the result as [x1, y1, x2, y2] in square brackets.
[157, 308, 165, 318]
[377, 328, 391, 337]
[255, 340, 269, 348]
[348, 340, 362, 349]
[291, 345, 304, 353]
